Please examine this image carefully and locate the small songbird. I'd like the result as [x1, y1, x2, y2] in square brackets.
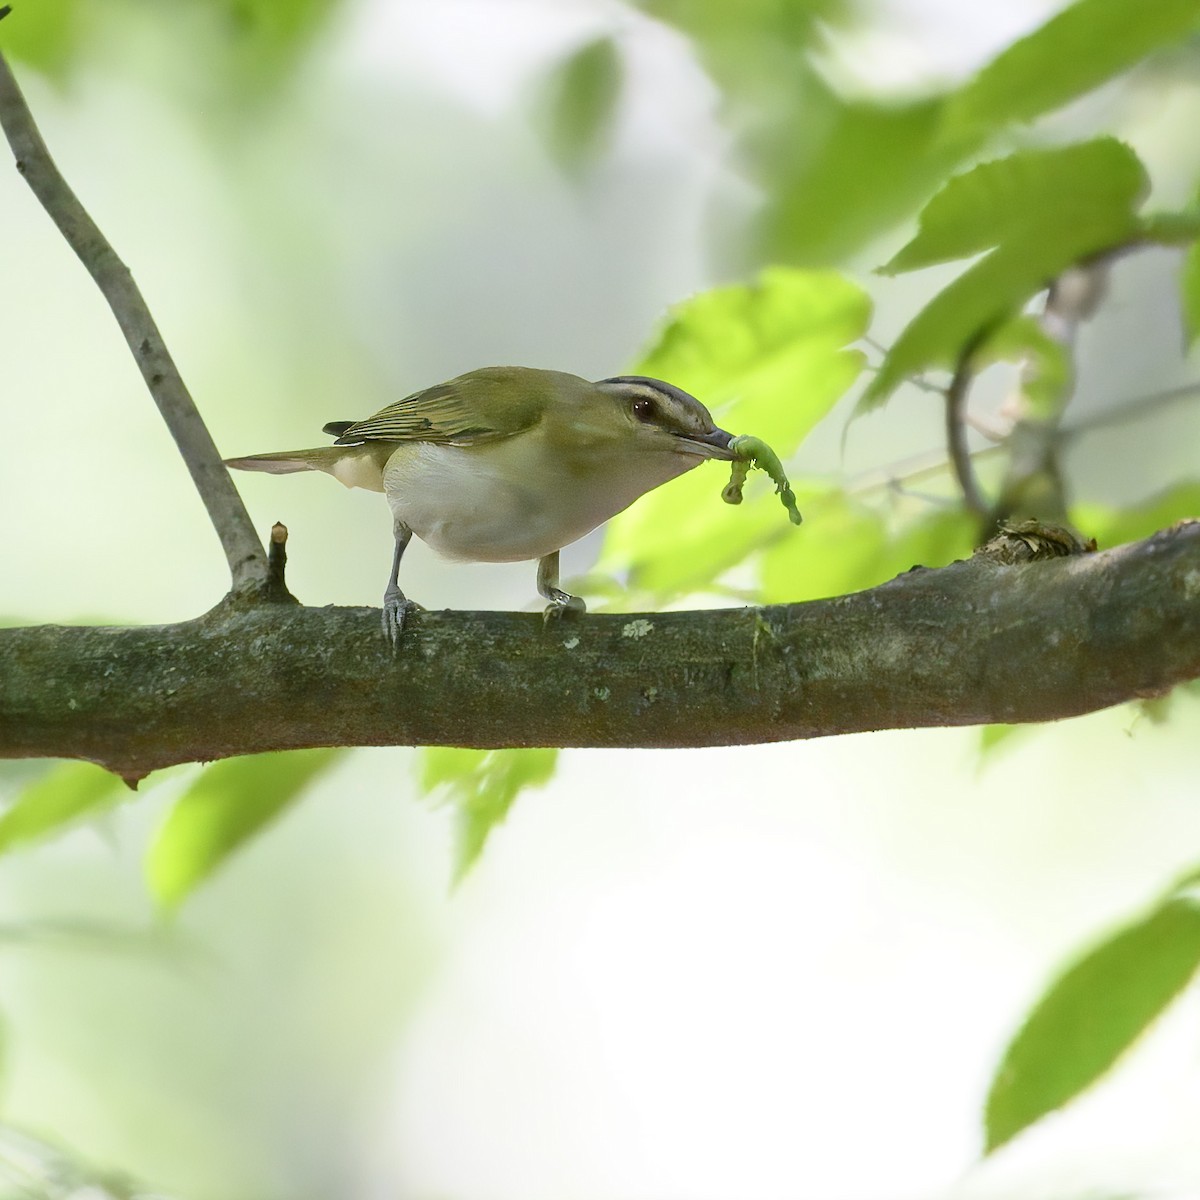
[225, 366, 735, 643]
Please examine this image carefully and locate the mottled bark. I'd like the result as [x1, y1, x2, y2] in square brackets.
[3, 523, 1197, 780]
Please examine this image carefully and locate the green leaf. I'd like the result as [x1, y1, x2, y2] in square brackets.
[422, 749, 558, 880]
[760, 500, 974, 605]
[975, 315, 1071, 421]
[601, 268, 869, 601]
[985, 896, 1200, 1152]
[0, 0, 83, 78]
[0, 762, 126, 853]
[146, 750, 337, 908]
[944, 0, 1200, 138]
[1072, 481, 1200, 549]
[978, 723, 1024, 757]
[883, 140, 1146, 275]
[864, 141, 1146, 409]
[536, 37, 623, 174]
[758, 94, 965, 267]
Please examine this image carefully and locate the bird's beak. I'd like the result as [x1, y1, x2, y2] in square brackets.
[674, 427, 737, 461]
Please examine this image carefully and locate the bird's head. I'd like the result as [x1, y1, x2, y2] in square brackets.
[585, 375, 735, 461]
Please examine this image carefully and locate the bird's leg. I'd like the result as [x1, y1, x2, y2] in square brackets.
[382, 518, 415, 648]
[537, 550, 586, 621]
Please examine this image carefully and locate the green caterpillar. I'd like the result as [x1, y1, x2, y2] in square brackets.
[722, 435, 803, 526]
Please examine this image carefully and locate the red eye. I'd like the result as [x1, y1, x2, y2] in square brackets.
[632, 398, 657, 422]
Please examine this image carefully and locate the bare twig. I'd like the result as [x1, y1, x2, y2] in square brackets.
[992, 264, 1109, 523]
[265, 521, 299, 604]
[0, 51, 268, 594]
[1063, 379, 1200, 439]
[944, 330, 991, 518]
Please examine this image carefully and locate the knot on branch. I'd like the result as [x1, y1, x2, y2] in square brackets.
[973, 519, 1097, 565]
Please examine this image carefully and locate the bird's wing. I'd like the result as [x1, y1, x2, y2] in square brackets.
[329, 373, 543, 447]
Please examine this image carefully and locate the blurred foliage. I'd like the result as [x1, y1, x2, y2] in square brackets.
[639, 0, 1200, 265]
[761, 500, 975, 604]
[146, 749, 338, 908]
[974, 315, 1071, 422]
[0, 761, 127, 854]
[1072, 481, 1200, 548]
[985, 889, 1200, 1151]
[534, 36, 623, 176]
[422, 748, 558, 881]
[0, 0, 81, 80]
[0, 1121, 175, 1199]
[0, 0, 342, 99]
[940, 0, 1200, 137]
[865, 138, 1153, 409]
[1, 0, 1200, 1174]
[602, 266, 869, 601]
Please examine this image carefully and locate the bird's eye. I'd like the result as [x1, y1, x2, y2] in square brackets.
[631, 397, 657, 422]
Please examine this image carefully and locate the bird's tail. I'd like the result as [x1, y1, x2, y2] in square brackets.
[223, 447, 342, 476]
[224, 444, 391, 492]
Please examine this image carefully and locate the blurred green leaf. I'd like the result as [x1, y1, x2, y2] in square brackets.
[423, 748, 558, 880]
[1072, 481, 1200, 548]
[0, 762, 125, 854]
[943, 0, 1200, 139]
[760, 94, 965, 267]
[602, 269, 868, 600]
[215, 0, 342, 94]
[883, 140, 1146, 275]
[864, 141, 1146, 409]
[985, 896, 1200, 1152]
[975, 315, 1071, 421]
[146, 750, 337, 908]
[978, 723, 1025, 758]
[760, 499, 974, 604]
[636, 0, 845, 49]
[0, 0, 82, 79]
[536, 37, 622, 174]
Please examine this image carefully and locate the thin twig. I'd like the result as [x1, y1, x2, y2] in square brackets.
[0, 51, 268, 594]
[944, 330, 991, 518]
[1063, 379, 1200, 439]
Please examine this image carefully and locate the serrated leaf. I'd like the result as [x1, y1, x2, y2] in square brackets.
[423, 748, 558, 880]
[537, 37, 622, 174]
[985, 896, 1200, 1152]
[864, 142, 1147, 410]
[0, 762, 126, 853]
[146, 750, 337, 908]
[601, 269, 869, 601]
[883, 140, 1146, 275]
[944, 0, 1200, 138]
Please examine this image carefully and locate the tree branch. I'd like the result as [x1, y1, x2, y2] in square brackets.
[0, 50, 268, 594]
[3, 523, 1198, 780]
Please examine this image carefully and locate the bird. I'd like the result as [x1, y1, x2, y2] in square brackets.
[224, 366, 735, 644]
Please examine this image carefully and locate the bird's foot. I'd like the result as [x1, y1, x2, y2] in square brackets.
[542, 590, 587, 625]
[381, 588, 422, 651]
